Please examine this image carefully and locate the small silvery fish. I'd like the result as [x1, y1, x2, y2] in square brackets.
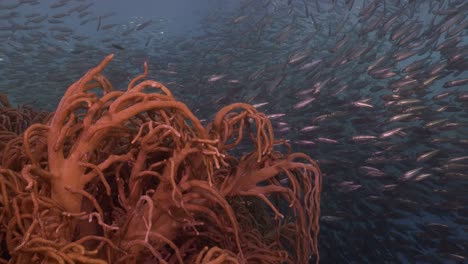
[207, 74, 226, 82]
[416, 150, 440, 163]
[136, 20, 152, 31]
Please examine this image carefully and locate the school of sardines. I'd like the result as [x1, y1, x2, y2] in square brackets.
[0, 0, 467, 262]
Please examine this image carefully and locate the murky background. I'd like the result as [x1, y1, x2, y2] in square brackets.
[1, 0, 467, 263]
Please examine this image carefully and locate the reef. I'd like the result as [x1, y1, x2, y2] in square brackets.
[0, 55, 321, 264]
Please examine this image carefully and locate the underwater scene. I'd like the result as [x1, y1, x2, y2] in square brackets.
[0, 0, 467, 263]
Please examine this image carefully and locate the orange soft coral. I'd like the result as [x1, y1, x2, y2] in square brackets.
[0, 55, 321, 264]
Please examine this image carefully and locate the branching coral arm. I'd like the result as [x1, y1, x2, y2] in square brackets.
[53, 54, 114, 117]
[93, 100, 207, 139]
[22, 123, 50, 166]
[129, 80, 174, 98]
[80, 151, 136, 192]
[227, 159, 320, 196]
[180, 180, 244, 260]
[127, 61, 148, 91]
[212, 103, 256, 132]
[82, 91, 125, 129]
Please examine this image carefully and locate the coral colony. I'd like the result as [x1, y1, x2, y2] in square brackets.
[0, 55, 322, 264]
